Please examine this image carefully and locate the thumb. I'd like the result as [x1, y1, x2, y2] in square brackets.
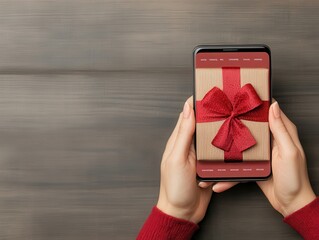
[269, 102, 296, 152]
[172, 100, 195, 160]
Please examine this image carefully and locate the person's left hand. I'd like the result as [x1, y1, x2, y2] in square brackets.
[157, 97, 237, 224]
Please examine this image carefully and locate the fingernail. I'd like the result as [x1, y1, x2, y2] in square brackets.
[272, 101, 281, 119]
[183, 101, 190, 119]
[212, 185, 217, 192]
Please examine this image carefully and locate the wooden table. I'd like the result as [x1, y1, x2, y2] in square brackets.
[0, 1, 317, 239]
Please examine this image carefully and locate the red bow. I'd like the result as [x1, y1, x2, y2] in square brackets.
[196, 84, 264, 152]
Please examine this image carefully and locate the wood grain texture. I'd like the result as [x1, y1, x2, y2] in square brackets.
[0, 0, 318, 240]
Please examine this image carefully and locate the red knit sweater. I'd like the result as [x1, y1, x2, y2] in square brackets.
[137, 197, 319, 240]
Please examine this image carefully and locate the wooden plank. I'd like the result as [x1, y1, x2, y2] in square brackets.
[0, 0, 317, 71]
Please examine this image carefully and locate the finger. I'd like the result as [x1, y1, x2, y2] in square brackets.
[257, 178, 272, 197]
[271, 98, 296, 143]
[257, 180, 267, 192]
[165, 96, 194, 155]
[212, 182, 239, 193]
[188, 140, 196, 167]
[280, 111, 297, 137]
[280, 110, 303, 149]
[272, 99, 304, 156]
[187, 96, 194, 108]
[172, 100, 195, 161]
[269, 102, 296, 152]
[190, 139, 195, 153]
[198, 181, 214, 188]
[164, 113, 183, 156]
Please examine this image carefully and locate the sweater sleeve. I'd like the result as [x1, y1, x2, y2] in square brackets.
[136, 206, 199, 240]
[283, 197, 319, 240]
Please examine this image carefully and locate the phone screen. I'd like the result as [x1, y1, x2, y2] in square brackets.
[195, 47, 271, 180]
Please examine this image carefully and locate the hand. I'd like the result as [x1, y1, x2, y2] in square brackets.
[157, 97, 236, 224]
[257, 101, 316, 217]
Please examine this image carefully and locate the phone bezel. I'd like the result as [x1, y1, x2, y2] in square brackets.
[193, 44, 272, 182]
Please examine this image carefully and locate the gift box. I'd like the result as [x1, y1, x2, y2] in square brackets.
[195, 67, 270, 161]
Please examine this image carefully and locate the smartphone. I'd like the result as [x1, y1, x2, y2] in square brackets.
[194, 45, 271, 181]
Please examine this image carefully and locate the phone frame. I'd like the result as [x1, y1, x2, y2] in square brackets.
[193, 44, 272, 182]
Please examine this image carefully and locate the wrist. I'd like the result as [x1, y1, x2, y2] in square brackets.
[156, 200, 196, 224]
[280, 189, 316, 217]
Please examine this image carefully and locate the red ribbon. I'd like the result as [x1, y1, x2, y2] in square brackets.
[196, 68, 269, 161]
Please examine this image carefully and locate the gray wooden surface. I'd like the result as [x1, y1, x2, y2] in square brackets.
[0, 0, 318, 239]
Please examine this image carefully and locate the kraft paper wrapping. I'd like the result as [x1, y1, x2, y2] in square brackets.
[196, 68, 270, 161]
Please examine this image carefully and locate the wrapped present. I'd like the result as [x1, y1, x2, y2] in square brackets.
[195, 67, 270, 161]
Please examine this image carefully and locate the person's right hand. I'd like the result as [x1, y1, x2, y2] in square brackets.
[257, 101, 316, 217]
